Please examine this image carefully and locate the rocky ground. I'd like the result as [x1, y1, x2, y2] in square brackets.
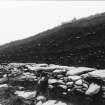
[0, 63, 105, 105]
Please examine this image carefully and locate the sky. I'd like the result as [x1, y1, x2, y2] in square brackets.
[0, 1, 105, 45]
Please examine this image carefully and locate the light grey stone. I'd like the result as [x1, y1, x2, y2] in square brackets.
[66, 67, 95, 76]
[85, 83, 100, 96]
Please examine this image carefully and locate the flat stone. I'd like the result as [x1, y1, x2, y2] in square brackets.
[67, 76, 81, 81]
[48, 79, 65, 85]
[66, 67, 95, 76]
[36, 95, 46, 101]
[0, 77, 8, 84]
[57, 80, 65, 85]
[66, 82, 74, 86]
[62, 92, 67, 95]
[54, 101, 67, 105]
[0, 84, 8, 91]
[53, 70, 66, 74]
[36, 63, 48, 67]
[88, 70, 105, 80]
[74, 85, 83, 89]
[85, 83, 101, 96]
[76, 88, 84, 93]
[57, 75, 64, 79]
[15, 91, 37, 99]
[48, 79, 58, 84]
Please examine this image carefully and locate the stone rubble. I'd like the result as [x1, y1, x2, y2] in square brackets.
[0, 63, 105, 105]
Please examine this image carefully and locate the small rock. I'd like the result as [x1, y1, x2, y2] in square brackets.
[76, 88, 84, 93]
[54, 101, 67, 105]
[102, 86, 105, 91]
[63, 77, 68, 82]
[57, 80, 65, 85]
[18, 86, 24, 90]
[48, 85, 54, 89]
[57, 75, 64, 79]
[36, 63, 48, 67]
[53, 69, 66, 74]
[36, 101, 43, 105]
[42, 100, 56, 105]
[82, 87, 88, 91]
[66, 82, 73, 86]
[58, 85, 67, 90]
[81, 73, 89, 79]
[67, 89, 71, 92]
[15, 91, 37, 99]
[36, 95, 46, 101]
[82, 83, 88, 89]
[62, 92, 67, 95]
[85, 83, 100, 96]
[75, 79, 83, 85]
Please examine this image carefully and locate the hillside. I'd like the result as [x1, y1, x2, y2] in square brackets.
[0, 13, 105, 68]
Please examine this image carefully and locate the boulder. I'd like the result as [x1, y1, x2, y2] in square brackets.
[85, 83, 100, 96]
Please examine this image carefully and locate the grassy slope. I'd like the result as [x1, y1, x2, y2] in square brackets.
[0, 13, 105, 68]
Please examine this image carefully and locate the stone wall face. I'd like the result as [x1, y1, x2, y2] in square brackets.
[0, 63, 105, 105]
